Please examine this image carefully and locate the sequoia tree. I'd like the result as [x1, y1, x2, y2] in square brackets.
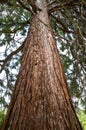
[1, 0, 83, 130]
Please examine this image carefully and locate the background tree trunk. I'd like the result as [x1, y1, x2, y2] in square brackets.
[1, 0, 82, 130]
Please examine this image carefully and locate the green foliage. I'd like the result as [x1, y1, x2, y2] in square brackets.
[78, 111, 86, 130]
[0, 110, 5, 129]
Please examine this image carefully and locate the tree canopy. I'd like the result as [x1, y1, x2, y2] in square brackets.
[0, 0, 86, 111]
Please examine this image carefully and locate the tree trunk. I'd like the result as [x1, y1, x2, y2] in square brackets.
[1, 0, 82, 130]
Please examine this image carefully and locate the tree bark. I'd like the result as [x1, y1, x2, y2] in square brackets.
[1, 0, 82, 130]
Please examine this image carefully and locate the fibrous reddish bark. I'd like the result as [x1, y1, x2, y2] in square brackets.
[1, 0, 82, 130]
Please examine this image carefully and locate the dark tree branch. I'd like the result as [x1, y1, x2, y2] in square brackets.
[0, 0, 13, 6]
[0, 20, 30, 34]
[17, 0, 32, 12]
[1, 20, 29, 29]
[47, 0, 57, 7]
[0, 0, 32, 13]
[0, 41, 25, 73]
[50, 14, 74, 33]
[48, 1, 81, 13]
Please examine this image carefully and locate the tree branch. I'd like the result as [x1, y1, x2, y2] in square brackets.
[17, 0, 32, 12]
[0, 0, 13, 6]
[50, 14, 73, 33]
[0, 42, 25, 73]
[48, 1, 81, 13]
[0, 0, 32, 13]
[47, 0, 57, 7]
